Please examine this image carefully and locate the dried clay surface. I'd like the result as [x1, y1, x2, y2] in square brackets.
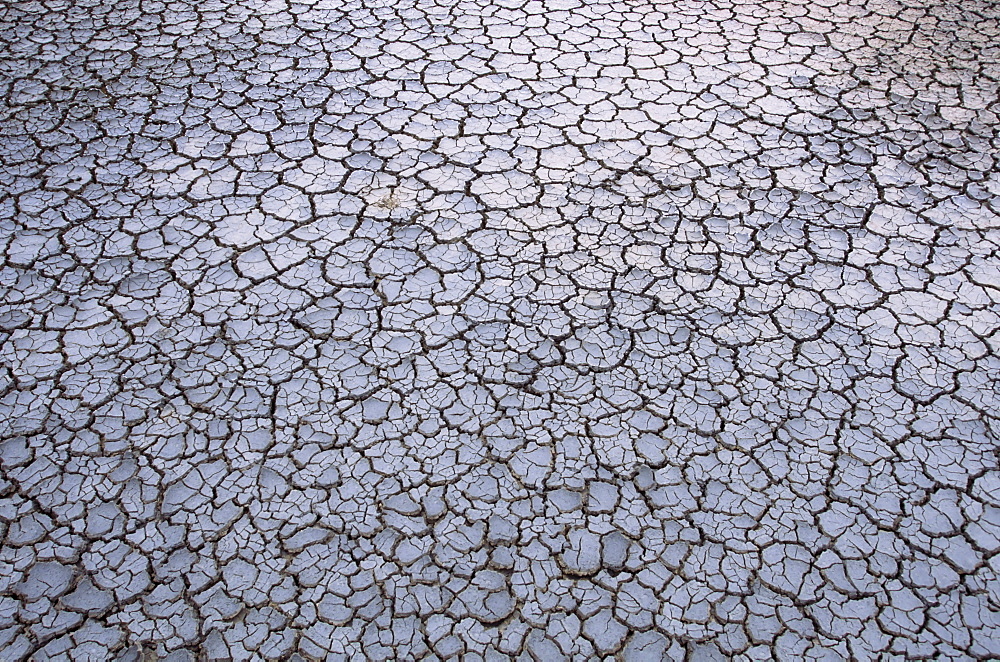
[1, 0, 1000, 659]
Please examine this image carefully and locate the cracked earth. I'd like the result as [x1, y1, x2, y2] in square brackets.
[1, 0, 1000, 659]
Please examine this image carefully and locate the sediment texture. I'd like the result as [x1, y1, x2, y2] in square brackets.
[1, 0, 1000, 659]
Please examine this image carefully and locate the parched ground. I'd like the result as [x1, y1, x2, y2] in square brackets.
[1, 0, 1000, 659]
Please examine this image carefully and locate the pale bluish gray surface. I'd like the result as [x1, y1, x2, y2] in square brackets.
[1, 0, 1000, 659]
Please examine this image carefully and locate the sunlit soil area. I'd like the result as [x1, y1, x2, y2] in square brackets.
[1, 0, 999, 658]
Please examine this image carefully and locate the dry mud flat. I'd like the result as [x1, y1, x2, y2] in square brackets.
[1, 0, 1000, 659]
